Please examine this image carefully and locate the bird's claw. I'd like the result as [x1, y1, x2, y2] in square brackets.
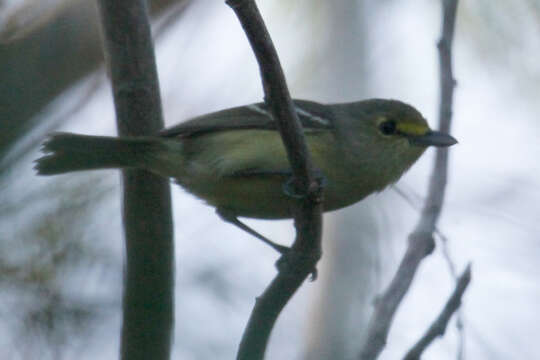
[282, 171, 327, 200]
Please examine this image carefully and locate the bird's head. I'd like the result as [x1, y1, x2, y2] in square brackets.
[332, 99, 457, 186]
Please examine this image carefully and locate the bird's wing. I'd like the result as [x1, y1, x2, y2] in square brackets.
[159, 99, 335, 138]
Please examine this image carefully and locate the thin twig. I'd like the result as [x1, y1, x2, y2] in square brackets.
[394, 187, 467, 360]
[392, 185, 423, 212]
[436, 232, 466, 360]
[403, 265, 471, 360]
[226, 1, 323, 359]
[394, 185, 467, 359]
[358, 1, 459, 359]
[96, 1, 174, 360]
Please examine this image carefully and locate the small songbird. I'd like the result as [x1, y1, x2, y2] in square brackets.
[35, 99, 456, 251]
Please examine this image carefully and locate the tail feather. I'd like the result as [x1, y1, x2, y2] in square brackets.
[35, 132, 158, 175]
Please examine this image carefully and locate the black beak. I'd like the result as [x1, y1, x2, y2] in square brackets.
[408, 130, 458, 147]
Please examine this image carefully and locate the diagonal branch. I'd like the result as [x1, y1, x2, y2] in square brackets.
[359, 1, 460, 359]
[437, 232, 466, 359]
[96, 1, 174, 360]
[226, 1, 323, 359]
[403, 264, 471, 360]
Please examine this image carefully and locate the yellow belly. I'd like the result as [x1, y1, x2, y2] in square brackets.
[151, 129, 387, 219]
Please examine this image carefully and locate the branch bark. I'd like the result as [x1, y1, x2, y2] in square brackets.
[359, 1, 460, 359]
[226, 1, 323, 359]
[403, 264, 471, 360]
[96, 1, 174, 360]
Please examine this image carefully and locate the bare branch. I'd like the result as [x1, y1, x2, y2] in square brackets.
[437, 233, 466, 359]
[393, 187, 467, 359]
[358, 1, 459, 359]
[403, 265, 471, 360]
[226, 1, 323, 359]
[96, 1, 174, 360]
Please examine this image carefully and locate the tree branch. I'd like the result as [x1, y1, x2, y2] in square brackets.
[359, 1, 460, 359]
[403, 264, 471, 360]
[226, 1, 323, 359]
[96, 1, 174, 360]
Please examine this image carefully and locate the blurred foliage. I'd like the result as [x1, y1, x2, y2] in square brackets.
[459, 0, 540, 100]
[0, 0, 191, 169]
[0, 175, 118, 359]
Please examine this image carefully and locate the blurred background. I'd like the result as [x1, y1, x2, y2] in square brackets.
[1, 0, 539, 359]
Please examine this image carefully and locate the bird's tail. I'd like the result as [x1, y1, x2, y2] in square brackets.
[35, 132, 160, 175]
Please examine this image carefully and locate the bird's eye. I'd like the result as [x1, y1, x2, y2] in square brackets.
[379, 120, 397, 135]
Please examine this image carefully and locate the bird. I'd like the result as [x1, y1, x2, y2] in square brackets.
[35, 99, 457, 252]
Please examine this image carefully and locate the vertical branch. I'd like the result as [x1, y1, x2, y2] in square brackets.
[424, 0, 458, 230]
[358, 1, 459, 359]
[96, 1, 174, 360]
[226, 1, 323, 359]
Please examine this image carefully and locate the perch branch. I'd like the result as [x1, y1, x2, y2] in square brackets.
[226, 1, 324, 359]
